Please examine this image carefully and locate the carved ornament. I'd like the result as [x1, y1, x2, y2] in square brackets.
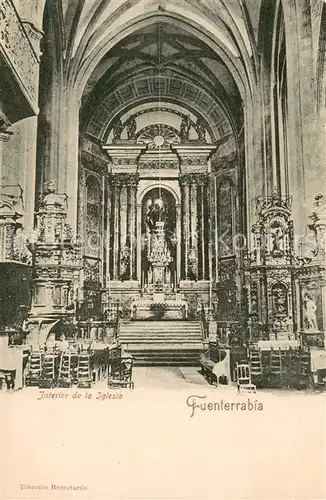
[0, 0, 39, 110]
[137, 124, 180, 148]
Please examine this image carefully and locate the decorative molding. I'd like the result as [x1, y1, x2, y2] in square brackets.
[139, 159, 178, 170]
[137, 124, 180, 149]
[110, 173, 139, 188]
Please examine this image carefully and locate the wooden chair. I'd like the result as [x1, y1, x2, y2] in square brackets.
[236, 363, 256, 393]
[108, 349, 134, 389]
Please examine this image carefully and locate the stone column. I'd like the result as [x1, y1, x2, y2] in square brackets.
[112, 177, 121, 280]
[172, 144, 217, 283]
[213, 174, 219, 282]
[180, 176, 190, 279]
[119, 175, 128, 255]
[189, 176, 198, 253]
[198, 176, 206, 280]
[102, 143, 146, 285]
[137, 203, 142, 283]
[128, 175, 138, 280]
[176, 204, 182, 284]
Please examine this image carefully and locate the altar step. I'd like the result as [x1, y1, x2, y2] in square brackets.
[119, 320, 204, 366]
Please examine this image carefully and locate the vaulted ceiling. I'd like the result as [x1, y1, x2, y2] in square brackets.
[80, 22, 242, 142]
[42, 0, 268, 143]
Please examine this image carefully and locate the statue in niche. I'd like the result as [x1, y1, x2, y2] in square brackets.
[180, 115, 191, 141]
[303, 293, 318, 331]
[188, 248, 198, 280]
[126, 117, 137, 140]
[145, 198, 166, 231]
[195, 118, 206, 142]
[120, 245, 130, 280]
[270, 223, 284, 255]
[13, 224, 32, 264]
[112, 118, 123, 140]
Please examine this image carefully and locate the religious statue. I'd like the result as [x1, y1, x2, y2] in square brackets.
[126, 117, 137, 140]
[195, 118, 206, 142]
[120, 245, 130, 280]
[42, 180, 65, 208]
[303, 294, 318, 331]
[112, 118, 123, 140]
[188, 248, 198, 280]
[13, 225, 32, 264]
[145, 198, 166, 231]
[180, 115, 191, 141]
[270, 224, 284, 255]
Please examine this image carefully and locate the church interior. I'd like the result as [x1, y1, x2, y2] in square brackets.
[0, 0, 325, 391]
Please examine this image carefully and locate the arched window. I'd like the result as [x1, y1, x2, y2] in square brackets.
[85, 176, 101, 258]
[218, 179, 234, 257]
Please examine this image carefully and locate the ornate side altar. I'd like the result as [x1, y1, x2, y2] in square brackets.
[244, 189, 296, 342]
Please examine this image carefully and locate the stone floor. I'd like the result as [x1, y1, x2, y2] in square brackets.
[132, 365, 211, 389]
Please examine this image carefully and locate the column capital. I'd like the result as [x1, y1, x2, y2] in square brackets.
[197, 174, 209, 187]
[180, 173, 208, 187]
[110, 173, 139, 188]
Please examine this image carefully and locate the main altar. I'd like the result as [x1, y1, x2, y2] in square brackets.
[99, 120, 217, 319]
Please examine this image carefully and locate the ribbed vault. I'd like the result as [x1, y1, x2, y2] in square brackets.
[80, 18, 246, 144]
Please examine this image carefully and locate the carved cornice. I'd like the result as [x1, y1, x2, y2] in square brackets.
[181, 157, 208, 167]
[111, 157, 137, 166]
[138, 159, 178, 170]
[103, 144, 146, 175]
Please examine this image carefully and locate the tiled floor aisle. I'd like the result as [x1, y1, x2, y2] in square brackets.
[132, 366, 211, 389]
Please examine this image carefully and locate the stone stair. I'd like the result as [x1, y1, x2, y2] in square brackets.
[119, 320, 205, 366]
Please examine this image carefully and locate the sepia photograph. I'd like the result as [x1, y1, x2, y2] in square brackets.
[0, 0, 325, 499]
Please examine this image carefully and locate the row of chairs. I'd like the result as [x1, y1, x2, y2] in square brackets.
[248, 347, 312, 388]
[25, 347, 134, 389]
